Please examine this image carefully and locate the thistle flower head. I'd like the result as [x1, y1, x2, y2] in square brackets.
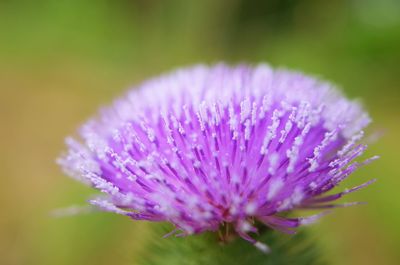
[59, 64, 376, 251]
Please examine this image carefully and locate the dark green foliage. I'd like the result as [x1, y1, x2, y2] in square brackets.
[138, 224, 326, 265]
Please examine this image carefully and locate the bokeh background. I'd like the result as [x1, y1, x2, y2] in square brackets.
[1, 0, 399, 264]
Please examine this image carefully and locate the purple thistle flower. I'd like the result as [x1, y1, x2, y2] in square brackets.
[58, 64, 377, 251]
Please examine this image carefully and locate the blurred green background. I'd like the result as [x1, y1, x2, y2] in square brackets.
[1, 0, 399, 264]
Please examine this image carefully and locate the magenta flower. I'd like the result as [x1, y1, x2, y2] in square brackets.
[59, 64, 376, 251]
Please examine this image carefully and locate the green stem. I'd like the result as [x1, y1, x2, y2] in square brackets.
[138, 224, 326, 265]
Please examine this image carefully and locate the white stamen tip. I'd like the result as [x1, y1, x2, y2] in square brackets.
[254, 242, 270, 253]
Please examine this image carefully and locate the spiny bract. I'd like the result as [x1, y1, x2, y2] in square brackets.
[59, 64, 376, 251]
